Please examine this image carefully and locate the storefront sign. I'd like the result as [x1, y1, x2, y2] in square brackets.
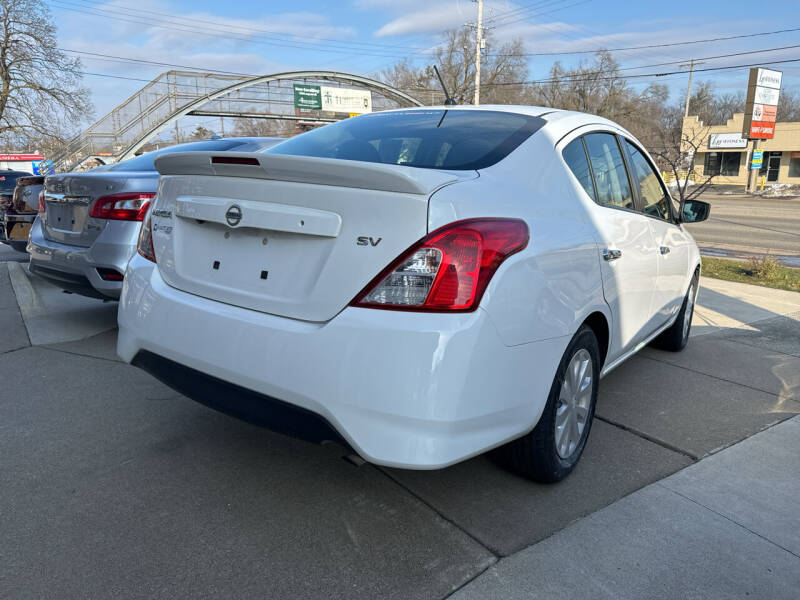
[0, 154, 43, 161]
[749, 121, 775, 138]
[743, 67, 781, 140]
[293, 84, 322, 110]
[753, 86, 780, 105]
[751, 150, 763, 169]
[709, 133, 747, 149]
[755, 68, 782, 89]
[752, 103, 777, 123]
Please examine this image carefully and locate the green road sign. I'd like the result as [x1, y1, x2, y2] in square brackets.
[293, 84, 322, 110]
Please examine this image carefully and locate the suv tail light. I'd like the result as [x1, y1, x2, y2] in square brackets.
[38, 191, 45, 213]
[89, 192, 155, 221]
[137, 207, 156, 263]
[351, 218, 528, 312]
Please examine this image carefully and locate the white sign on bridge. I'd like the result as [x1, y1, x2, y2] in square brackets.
[321, 86, 372, 114]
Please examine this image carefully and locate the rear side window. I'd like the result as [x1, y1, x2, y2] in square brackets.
[562, 138, 595, 201]
[265, 109, 545, 170]
[624, 140, 671, 221]
[583, 133, 634, 210]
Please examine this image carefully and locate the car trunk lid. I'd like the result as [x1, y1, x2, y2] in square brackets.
[151, 151, 474, 322]
[42, 172, 154, 247]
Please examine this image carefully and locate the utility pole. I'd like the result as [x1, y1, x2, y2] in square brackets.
[680, 58, 704, 117]
[473, 0, 484, 105]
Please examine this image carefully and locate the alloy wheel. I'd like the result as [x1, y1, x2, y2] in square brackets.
[554, 348, 593, 459]
[683, 284, 696, 341]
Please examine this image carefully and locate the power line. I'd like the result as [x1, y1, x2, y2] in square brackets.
[68, 42, 800, 87]
[47, 0, 433, 58]
[47, 1, 427, 58]
[487, 0, 591, 29]
[483, 55, 800, 86]
[58, 0, 430, 52]
[490, 26, 800, 56]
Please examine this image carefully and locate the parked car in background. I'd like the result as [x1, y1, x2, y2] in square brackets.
[0, 176, 43, 252]
[118, 106, 709, 482]
[28, 137, 283, 299]
[0, 170, 33, 251]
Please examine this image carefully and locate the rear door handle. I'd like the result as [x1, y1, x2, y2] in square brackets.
[602, 248, 622, 261]
[660, 246, 671, 255]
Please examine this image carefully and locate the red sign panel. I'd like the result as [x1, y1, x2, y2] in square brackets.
[749, 121, 775, 139]
[0, 154, 43, 161]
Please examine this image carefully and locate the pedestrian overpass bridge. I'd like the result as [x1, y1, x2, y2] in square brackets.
[53, 70, 440, 172]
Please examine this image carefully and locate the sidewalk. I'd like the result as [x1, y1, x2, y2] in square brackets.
[452, 416, 800, 599]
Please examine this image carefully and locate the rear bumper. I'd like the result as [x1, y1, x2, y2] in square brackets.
[27, 217, 139, 299]
[118, 254, 568, 469]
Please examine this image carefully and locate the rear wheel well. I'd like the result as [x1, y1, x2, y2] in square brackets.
[582, 312, 609, 368]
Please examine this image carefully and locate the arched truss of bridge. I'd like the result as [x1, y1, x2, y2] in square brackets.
[53, 70, 440, 172]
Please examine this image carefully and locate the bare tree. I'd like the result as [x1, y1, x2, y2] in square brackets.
[527, 52, 669, 143]
[232, 118, 296, 138]
[188, 125, 215, 140]
[683, 81, 745, 125]
[777, 88, 800, 122]
[377, 28, 529, 105]
[0, 0, 92, 150]
[648, 112, 715, 203]
[432, 28, 528, 104]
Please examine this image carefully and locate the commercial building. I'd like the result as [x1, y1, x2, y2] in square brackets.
[0, 153, 46, 175]
[682, 113, 800, 186]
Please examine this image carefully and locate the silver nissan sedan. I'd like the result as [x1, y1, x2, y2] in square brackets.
[28, 137, 282, 299]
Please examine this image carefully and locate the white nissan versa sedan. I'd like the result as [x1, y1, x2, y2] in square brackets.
[117, 106, 709, 482]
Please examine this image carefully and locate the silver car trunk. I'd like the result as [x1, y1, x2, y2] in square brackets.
[152, 152, 473, 322]
[43, 171, 156, 248]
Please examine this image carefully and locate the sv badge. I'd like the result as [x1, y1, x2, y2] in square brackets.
[357, 236, 382, 247]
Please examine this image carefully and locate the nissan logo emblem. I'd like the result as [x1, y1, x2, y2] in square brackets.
[225, 205, 242, 227]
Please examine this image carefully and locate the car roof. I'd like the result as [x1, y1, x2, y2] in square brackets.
[377, 104, 633, 140]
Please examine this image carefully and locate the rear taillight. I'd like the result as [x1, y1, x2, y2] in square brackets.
[351, 218, 529, 312]
[89, 192, 155, 221]
[38, 191, 45, 213]
[137, 207, 156, 263]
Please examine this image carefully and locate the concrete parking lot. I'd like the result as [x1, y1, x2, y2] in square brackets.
[2, 243, 799, 599]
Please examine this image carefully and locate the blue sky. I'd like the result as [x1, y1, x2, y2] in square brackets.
[48, 0, 800, 121]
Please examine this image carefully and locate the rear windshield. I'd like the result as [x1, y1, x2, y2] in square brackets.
[265, 110, 544, 170]
[109, 140, 266, 172]
[0, 172, 31, 193]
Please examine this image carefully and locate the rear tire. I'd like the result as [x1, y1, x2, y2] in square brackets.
[501, 325, 600, 483]
[651, 274, 698, 352]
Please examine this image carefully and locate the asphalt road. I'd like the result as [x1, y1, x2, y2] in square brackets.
[685, 193, 800, 264]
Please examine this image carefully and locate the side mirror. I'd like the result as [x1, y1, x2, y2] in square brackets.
[680, 199, 710, 223]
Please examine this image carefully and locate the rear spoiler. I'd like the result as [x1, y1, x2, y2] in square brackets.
[154, 152, 466, 196]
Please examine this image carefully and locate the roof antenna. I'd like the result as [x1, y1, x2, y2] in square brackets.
[433, 65, 457, 105]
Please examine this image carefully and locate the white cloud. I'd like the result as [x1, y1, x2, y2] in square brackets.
[54, 0, 361, 115]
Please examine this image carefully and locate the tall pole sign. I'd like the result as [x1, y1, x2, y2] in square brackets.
[743, 68, 781, 192]
[742, 67, 781, 140]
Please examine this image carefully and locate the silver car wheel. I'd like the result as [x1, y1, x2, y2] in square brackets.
[683, 283, 696, 341]
[554, 348, 593, 459]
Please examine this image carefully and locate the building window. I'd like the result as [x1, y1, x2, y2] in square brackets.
[721, 153, 741, 176]
[790, 153, 800, 178]
[704, 152, 740, 177]
[704, 152, 721, 176]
